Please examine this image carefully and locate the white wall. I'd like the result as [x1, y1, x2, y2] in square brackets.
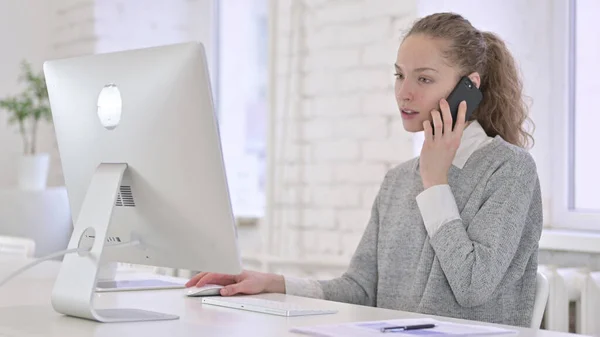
[0, 0, 62, 188]
[93, 0, 217, 79]
[262, 0, 418, 277]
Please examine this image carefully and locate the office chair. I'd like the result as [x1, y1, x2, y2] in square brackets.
[531, 270, 550, 329]
[0, 235, 36, 258]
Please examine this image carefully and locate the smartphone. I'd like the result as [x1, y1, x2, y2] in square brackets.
[444, 76, 483, 129]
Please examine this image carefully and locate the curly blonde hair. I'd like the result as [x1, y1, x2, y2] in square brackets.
[406, 12, 534, 148]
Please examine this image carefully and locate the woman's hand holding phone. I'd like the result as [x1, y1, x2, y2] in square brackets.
[419, 98, 467, 189]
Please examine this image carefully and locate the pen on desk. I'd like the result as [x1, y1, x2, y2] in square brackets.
[380, 323, 436, 333]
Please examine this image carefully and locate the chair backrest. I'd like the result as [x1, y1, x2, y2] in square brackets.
[531, 270, 550, 329]
[0, 235, 36, 258]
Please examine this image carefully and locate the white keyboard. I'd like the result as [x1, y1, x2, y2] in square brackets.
[201, 297, 338, 317]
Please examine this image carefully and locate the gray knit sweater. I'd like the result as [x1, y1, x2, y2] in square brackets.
[285, 136, 543, 327]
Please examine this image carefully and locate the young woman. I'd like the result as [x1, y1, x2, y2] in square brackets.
[186, 12, 543, 328]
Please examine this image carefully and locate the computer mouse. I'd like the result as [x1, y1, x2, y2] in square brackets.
[185, 284, 224, 297]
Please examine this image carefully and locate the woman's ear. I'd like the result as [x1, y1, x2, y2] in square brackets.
[467, 72, 481, 89]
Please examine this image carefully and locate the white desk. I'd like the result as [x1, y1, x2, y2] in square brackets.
[0, 258, 585, 337]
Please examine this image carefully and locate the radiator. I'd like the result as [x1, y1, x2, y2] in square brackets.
[539, 265, 600, 335]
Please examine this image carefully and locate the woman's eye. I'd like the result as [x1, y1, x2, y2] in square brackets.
[419, 77, 432, 84]
[394, 73, 404, 79]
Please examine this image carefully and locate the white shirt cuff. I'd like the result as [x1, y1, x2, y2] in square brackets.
[284, 276, 325, 299]
[416, 184, 461, 237]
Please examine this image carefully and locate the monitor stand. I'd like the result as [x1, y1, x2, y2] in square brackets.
[50, 163, 179, 323]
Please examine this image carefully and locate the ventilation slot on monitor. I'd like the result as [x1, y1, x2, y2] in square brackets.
[115, 185, 136, 207]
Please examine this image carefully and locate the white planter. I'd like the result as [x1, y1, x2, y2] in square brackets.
[17, 153, 50, 190]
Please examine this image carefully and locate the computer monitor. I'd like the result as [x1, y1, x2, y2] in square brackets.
[43, 42, 243, 323]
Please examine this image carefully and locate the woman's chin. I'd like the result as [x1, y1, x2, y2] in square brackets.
[401, 120, 425, 133]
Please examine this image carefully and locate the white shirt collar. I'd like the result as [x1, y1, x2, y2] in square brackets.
[452, 120, 494, 169]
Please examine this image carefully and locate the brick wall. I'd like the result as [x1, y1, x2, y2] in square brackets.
[265, 0, 419, 277]
[51, 0, 96, 59]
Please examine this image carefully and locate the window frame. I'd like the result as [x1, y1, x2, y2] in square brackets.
[214, 0, 268, 220]
[550, 0, 600, 231]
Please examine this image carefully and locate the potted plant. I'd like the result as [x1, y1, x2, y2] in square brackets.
[0, 60, 52, 190]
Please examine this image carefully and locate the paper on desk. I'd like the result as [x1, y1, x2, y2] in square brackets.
[290, 318, 518, 337]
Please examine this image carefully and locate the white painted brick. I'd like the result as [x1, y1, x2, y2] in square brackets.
[304, 25, 343, 50]
[237, 225, 263, 254]
[340, 232, 363, 257]
[277, 185, 310, 206]
[276, 8, 293, 35]
[361, 40, 400, 66]
[272, 208, 300, 229]
[283, 143, 309, 163]
[337, 209, 371, 232]
[269, 0, 422, 268]
[333, 163, 387, 184]
[270, 265, 309, 278]
[56, 0, 94, 15]
[334, 117, 388, 140]
[305, 19, 392, 50]
[279, 71, 303, 102]
[338, 69, 392, 93]
[362, 91, 399, 116]
[303, 0, 330, 10]
[280, 164, 300, 184]
[276, 36, 293, 58]
[302, 72, 338, 96]
[278, 186, 306, 206]
[302, 119, 335, 141]
[302, 209, 336, 229]
[303, 164, 334, 184]
[302, 187, 312, 205]
[392, 15, 417, 40]
[275, 76, 303, 117]
[273, 112, 302, 128]
[302, 230, 341, 257]
[276, 189, 295, 206]
[362, 183, 383, 208]
[339, 19, 393, 46]
[303, 48, 361, 72]
[311, 1, 365, 26]
[362, 0, 416, 20]
[317, 230, 342, 255]
[277, 54, 303, 77]
[304, 95, 362, 118]
[302, 12, 320, 31]
[274, 124, 302, 146]
[276, 0, 293, 14]
[53, 17, 95, 42]
[52, 41, 96, 58]
[362, 140, 412, 162]
[311, 186, 361, 208]
[301, 98, 315, 118]
[287, 123, 302, 142]
[279, 228, 301, 258]
[313, 140, 360, 162]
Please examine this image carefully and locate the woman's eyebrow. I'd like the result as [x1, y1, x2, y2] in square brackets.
[394, 64, 438, 73]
